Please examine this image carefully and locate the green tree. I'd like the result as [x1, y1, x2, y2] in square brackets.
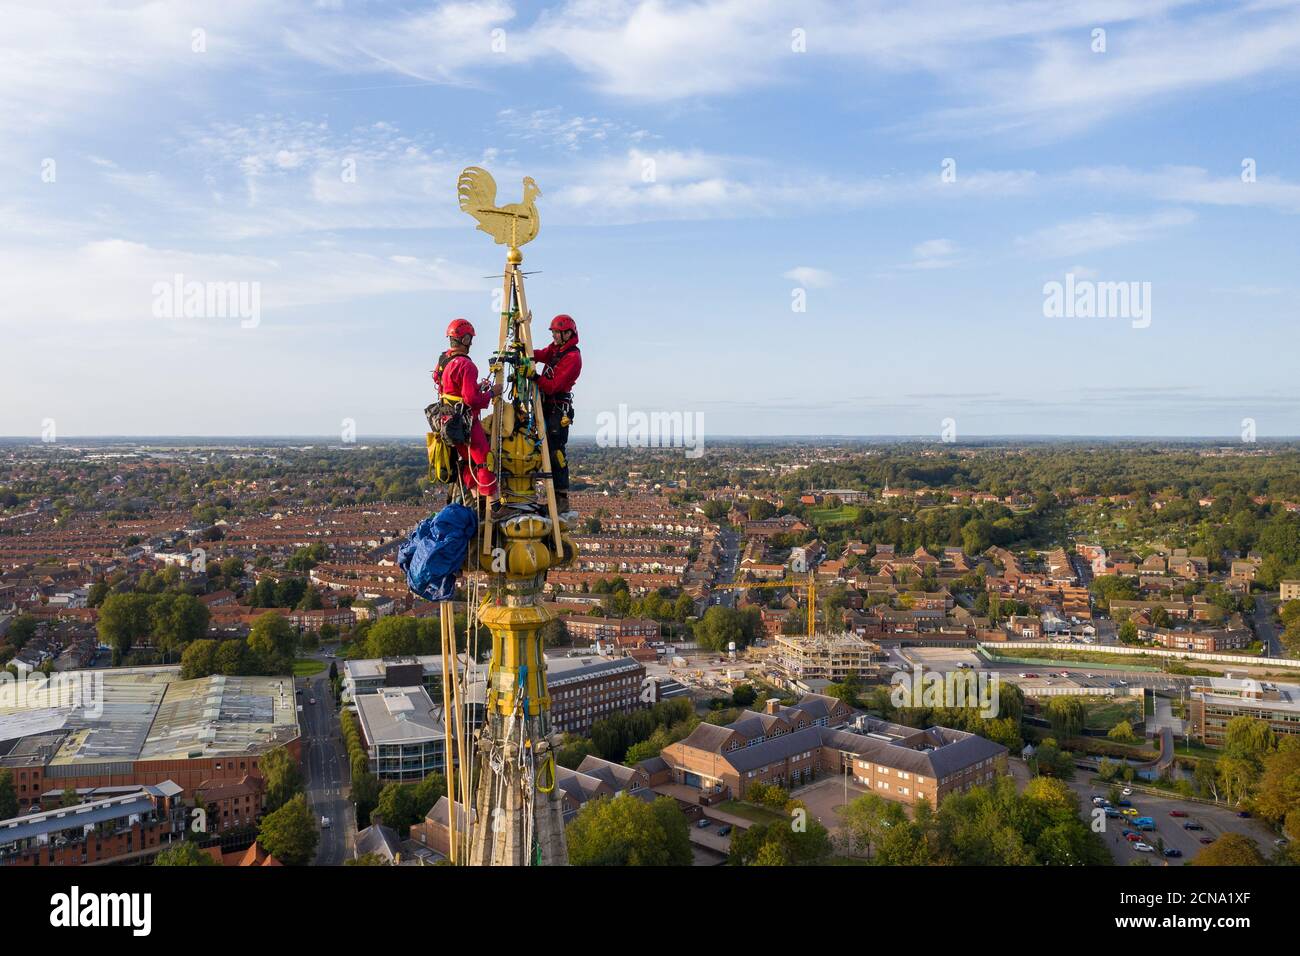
[261, 746, 304, 812]
[0, 769, 18, 819]
[256, 793, 319, 865]
[1255, 738, 1300, 827]
[153, 839, 218, 866]
[345, 852, 389, 866]
[8, 613, 40, 648]
[213, 638, 248, 675]
[97, 592, 155, 661]
[1045, 697, 1086, 739]
[365, 615, 420, 658]
[566, 795, 691, 866]
[1190, 833, 1266, 866]
[248, 612, 297, 674]
[149, 592, 210, 659]
[540, 618, 570, 648]
[180, 639, 219, 679]
[1107, 720, 1137, 743]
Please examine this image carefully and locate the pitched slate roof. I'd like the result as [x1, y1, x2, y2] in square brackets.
[676, 721, 739, 754]
[576, 754, 643, 791]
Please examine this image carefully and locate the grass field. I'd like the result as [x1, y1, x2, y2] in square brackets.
[1082, 696, 1143, 732]
[807, 505, 860, 525]
[293, 658, 326, 677]
[716, 801, 788, 826]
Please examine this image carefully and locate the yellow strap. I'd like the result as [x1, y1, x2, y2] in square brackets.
[536, 753, 556, 794]
[426, 432, 452, 484]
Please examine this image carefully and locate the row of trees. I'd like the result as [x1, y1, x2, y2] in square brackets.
[838, 775, 1110, 865]
[97, 591, 210, 663]
[179, 612, 300, 678]
[341, 709, 380, 828]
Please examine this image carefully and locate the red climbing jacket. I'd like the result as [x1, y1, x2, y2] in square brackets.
[435, 350, 496, 497]
[533, 330, 582, 401]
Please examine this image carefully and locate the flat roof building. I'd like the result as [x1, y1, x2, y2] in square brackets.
[1188, 678, 1300, 747]
[354, 686, 447, 782]
[0, 666, 300, 803]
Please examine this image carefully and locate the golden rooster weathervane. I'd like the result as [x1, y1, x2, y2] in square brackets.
[457, 166, 541, 264]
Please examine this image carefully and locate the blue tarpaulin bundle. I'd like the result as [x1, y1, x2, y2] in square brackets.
[398, 502, 477, 602]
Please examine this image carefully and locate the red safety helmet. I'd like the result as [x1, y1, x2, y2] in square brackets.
[446, 318, 475, 339]
[549, 314, 577, 334]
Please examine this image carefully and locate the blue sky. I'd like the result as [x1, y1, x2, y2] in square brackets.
[3, 0, 1300, 438]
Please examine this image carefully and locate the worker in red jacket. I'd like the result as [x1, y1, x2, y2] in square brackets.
[434, 318, 499, 501]
[531, 314, 582, 513]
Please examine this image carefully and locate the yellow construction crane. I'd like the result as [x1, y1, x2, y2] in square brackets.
[715, 572, 817, 637]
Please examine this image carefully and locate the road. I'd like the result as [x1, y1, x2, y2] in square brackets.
[299, 667, 352, 866]
[710, 528, 741, 609]
[1254, 595, 1281, 657]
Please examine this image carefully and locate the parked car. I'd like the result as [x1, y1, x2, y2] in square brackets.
[1104, 808, 1121, 818]
[1122, 808, 1139, 817]
[696, 818, 711, 829]
[1124, 832, 1142, 842]
[1133, 842, 1154, 852]
[1237, 810, 1252, 818]
[717, 825, 732, 836]
[1183, 822, 1204, 831]
[1199, 836, 1215, 844]
[320, 816, 331, 829]
[1164, 848, 1183, 858]
[1121, 787, 1133, 796]
[1118, 799, 1133, 807]
[1168, 810, 1188, 817]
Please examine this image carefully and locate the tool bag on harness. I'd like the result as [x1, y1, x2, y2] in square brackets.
[426, 350, 477, 446]
[424, 395, 473, 446]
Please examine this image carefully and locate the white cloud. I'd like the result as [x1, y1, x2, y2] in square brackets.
[0, 238, 485, 327]
[1015, 209, 1195, 258]
[783, 266, 834, 288]
[906, 238, 959, 269]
